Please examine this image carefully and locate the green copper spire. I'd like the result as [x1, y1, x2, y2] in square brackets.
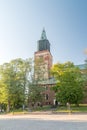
[41, 28, 47, 40]
[37, 28, 50, 52]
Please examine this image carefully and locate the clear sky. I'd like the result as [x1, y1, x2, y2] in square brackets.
[0, 0, 87, 65]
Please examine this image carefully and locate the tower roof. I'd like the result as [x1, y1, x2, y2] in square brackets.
[41, 28, 47, 40]
[37, 28, 50, 52]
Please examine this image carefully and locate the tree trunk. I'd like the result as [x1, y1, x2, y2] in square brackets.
[7, 101, 10, 112]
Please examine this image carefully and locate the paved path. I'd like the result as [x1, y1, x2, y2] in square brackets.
[0, 113, 87, 121]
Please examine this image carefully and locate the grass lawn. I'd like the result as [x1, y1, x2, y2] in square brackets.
[56, 104, 87, 113]
[34, 104, 87, 113]
[3, 104, 87, 115]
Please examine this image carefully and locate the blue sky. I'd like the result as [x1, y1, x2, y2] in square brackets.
[0, 0, 87, 65]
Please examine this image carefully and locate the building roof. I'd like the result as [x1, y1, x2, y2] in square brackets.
[37, 28, 50, 52]
[39, 78, 57, 85]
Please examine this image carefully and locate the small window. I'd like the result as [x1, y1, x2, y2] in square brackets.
[46, 94, 49, 100]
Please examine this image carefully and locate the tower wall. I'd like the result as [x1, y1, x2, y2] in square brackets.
[34, 29, 54, 106]
[34, 50, 52, 80]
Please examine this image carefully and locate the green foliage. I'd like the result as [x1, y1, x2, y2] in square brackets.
[34, 56, 48, 80]
[84, 59, 87, 80]
[83, 59, 87, 99]
[51, 62, 84, 105]
[0, 58, 33, 111]
[0, 57, 45, 111]
[28, 82, 44, 106]
[27, 57, 48, 108]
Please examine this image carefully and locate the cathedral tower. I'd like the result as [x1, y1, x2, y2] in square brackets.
[34, 29, 53, 80]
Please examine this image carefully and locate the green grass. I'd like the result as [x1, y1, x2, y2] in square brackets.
[5, 104, 87, 115]
[7, 105, 52, 115]
[8, 111, 29, 115]
[33, 105, 52, 111]
[56, 104, 87, 113]
[7, 108, 29, 115]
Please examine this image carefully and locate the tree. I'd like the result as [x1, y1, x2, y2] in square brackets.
[27, 57, 46, 108]
[10, 58, 33, 109]
[83, 59, 87, 78]
[28, 79, 44, 108]
[0, 57, 48, 111]
[0, 62, 17, 112]
[51, 62, 84, 105]
[0, 58, 33, 112]
[83, 59, 87, 100]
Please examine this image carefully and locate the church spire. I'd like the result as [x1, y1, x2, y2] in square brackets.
[41, 28, 47, 40]
[37, 28, 50, 52]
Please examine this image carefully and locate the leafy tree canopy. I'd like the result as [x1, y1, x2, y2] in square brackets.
[51, 62, 84, 105]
